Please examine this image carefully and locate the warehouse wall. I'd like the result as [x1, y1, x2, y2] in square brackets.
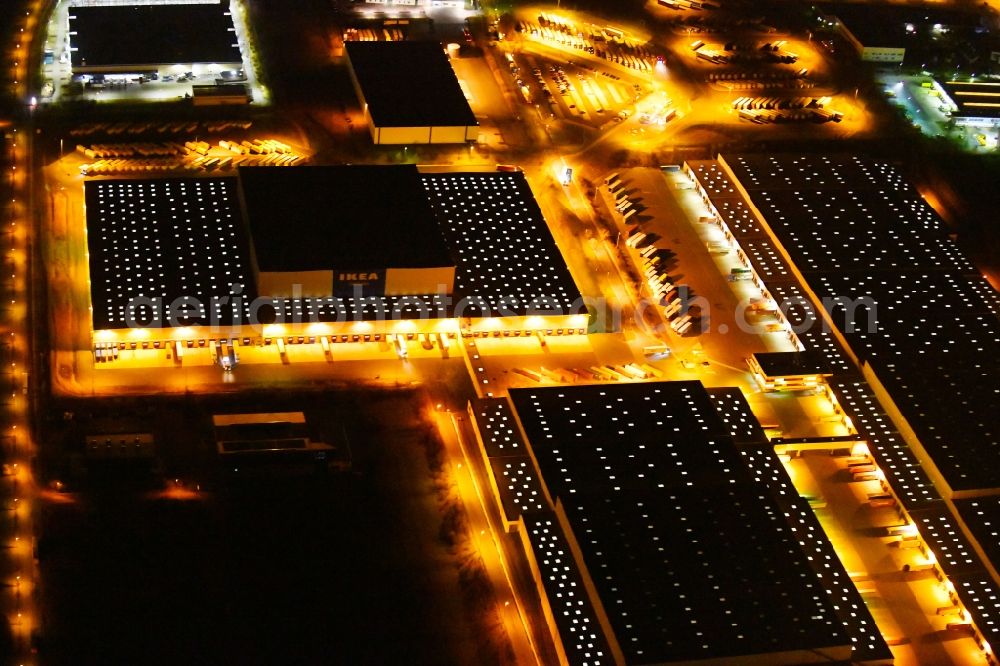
[427, 125, 469, 144]
[385, 266, 456, 296]
[375, 126, 432, 144]
[257, 269, 333, 298]
[373, 125, 477, 145]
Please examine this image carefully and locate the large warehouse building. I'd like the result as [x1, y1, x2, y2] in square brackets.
[237, 166, 457, 298]
[68, 0, 244, 75]
[83, 165, 586, 355]
[709, 153, 998, 498]
[469, 382, 889, 665]
[825, 4, 983, 65]
[345, 41, 478, 145]
[684, 153, 1000, 659]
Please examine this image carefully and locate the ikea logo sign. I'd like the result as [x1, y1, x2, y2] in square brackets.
[333, 269, 385, 297]
[338, 272, 380, 282]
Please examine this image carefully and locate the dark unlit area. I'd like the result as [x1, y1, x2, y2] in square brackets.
[37, 390, 505, 665]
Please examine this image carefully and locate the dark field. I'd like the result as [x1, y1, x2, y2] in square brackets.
[36, 391, 494, 666]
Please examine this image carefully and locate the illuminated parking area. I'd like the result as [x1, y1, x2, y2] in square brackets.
[508, 382, 853, 665]
[511, 9, 657, 75]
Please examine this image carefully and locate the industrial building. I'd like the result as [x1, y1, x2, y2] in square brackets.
[746, 350, 832, 391]
[68, 0, 244, 75]
[684, 153, 1000, 657]
[825, 4, 984, 65]
[824, 4, 906, 63]
[214, 412, 351, 474]
[712, 153, 999, 497]
[469, 382, 889, 665]
[84, 165, 586, 357]
[941, 80, 1000, 128]
[237, 165, 457, 299]
[345, 41, 478, 145]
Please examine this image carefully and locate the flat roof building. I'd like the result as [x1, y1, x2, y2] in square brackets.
[84, 177, 254, 330]
[687, 153, 1000, 657]
[69, 1, 243, 74]
[941, 81, 1000, 127]
[748, 350, 833, 391]
[238, 165, 456, 298]
[824, 4, 982, 65]
[213, 412, 350, 473]
[473, 382, 860, 665]
[714, 153, 1000, 498]
[84, 167, 586, 350]
[345, 41, 478, 145]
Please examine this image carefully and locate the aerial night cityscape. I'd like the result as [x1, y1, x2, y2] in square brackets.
[0, 0, 999, 663]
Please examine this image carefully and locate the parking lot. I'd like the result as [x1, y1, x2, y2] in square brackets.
[75, 137, 309, 177]
[731, 94, 843, 124]
[55, 121, 313, 177]
[515, 11, 659, 75]
[682, 34, 829, 92]
[643, 24, 871, 138]
[494, 6, 678, 132]
[505, 50, 651, 127]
